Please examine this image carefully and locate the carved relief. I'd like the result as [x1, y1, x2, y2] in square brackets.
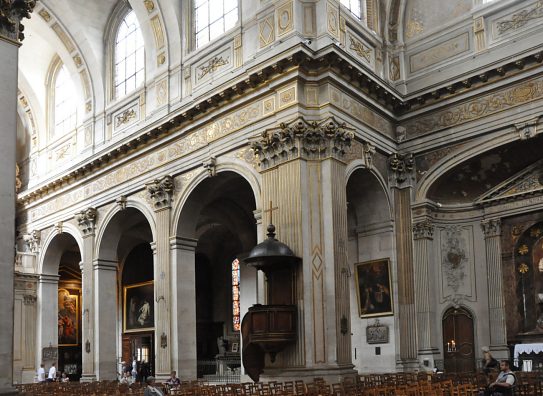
[481, 219, 501, 238]
[156, 78, 168, 106]
[51, 23, 76, 52]
[38, 9, 51, 22]
[146, 175, 174, 210]
[413, 220, 434, 240]
[473, 16, 486, 52]
[259, 15, 275, 48]
[116, 195, 127, 211]
[327, 2, 339, 39]
[348, 35, 371, 63]
[409, 33, 470, 73]
[23, 294, 37, 305]
[251, 118, 354, 170]
[23, 230, 41, 253]
[515, 118, 540, 140]
[144, 0, 155, 13]
[277, 1, 293, 36]
[233, 33, 242, 68]
[388, 153, 415, 186]
[198, 56, 230, 80]
[75, 207, 97, 236]
[389, 56, 400, 81]
[202, 156, 217, 178]
[404, 77, 543, 137]
[496, 1, 543, 35]
[441, 226, 469, 294]
[405, 20, 424, 39]
[150, 15, 165, 49]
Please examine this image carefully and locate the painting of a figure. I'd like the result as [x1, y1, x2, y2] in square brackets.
[58, 289, 78, 346]
[355, 259, 394, 318]
[124, 281, 154, 332]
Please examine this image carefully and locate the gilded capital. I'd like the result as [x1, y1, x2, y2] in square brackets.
[481, 218, 501, 238]
[251, 117, 354, 170]
[0, 0, 36, 42]
[75, 207, 97, 236]
[388, 152, 415, 188]
[413, 220, 434, 240]
[146, 175, 174, 210]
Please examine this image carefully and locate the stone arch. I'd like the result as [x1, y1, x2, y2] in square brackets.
[39, 223, 83, 276]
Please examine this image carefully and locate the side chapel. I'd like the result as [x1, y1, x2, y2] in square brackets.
[0, 0, 543, 391]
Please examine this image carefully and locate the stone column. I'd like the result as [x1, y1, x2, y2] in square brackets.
[22, 294, 37, 382]
[146, 175, 173, 379]
[251, 118, 355, 381]
[0, 2, 35, 393]
[170, 236, 197, 379]
[75, 208, 97, 381]
[93, 259, 117, 380]
[388, 153, 418, 369]
[37, 274, 59, 369]
[481, 219, 509, 358]
[413, 219, 439, 369]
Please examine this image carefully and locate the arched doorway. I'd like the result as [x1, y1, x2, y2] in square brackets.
[39, 232, 82, 380]
[442, 306, 475, 373]
[175, 171, 257, 381]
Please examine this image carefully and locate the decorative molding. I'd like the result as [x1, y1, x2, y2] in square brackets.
[0, 0, 36, 42]
[389, 56, 400, 81]
[51, 22, 76, 52]
[250, 117, 354, 170]
[277, 1, 293, 36]
[481, 219, 501, 238]
[259, 14, 275, 48]
[143, 0, 155, 13]
[150, 15, 165, 49]
[22, 230, 41, 253]
[363, 142, 376, 169]
[233, 33, 242, 68]
[473, 16, 486, 52]
[409, 33, 469, 73]
[202, 156, 217, 177]
[326, 1, 339, 39]
[146, 175, 174, 210]
[54, 222, 63, 235]
[38, 8, 51, 22]
[388, 153, 415, 187]
[198, 56, 229, 80]
[116, 195, 127, 211]
[114, 108, 137, 129]
[515, 117, 540, 140]
[75, 207, 97, 236]
[441, 226, 468, 294]
[23, 294, 37, 305]
[413, 220, 434, 240]
[497, 1, 543, 35]
[366, 319, 389, 344]
[348, 35, 371, 63]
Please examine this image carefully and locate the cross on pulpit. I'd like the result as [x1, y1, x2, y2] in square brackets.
[263, 200, 278, 225]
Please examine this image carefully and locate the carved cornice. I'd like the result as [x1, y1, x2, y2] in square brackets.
[146, 175, 174, 210]
[75, 207, 97, 236]
[481, 219, 501, 238]
[250, 117, 354, 170]
[388, 153, 415, 188]
[0, 0, 36, 42]
[22, 229, 40, 253]
[413, 220, 434, 240]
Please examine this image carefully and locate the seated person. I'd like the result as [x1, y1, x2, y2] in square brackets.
[165, 370, 181, 388]
[60, 372, 69, 383]
[481, 360, 516, 396]
[144, 376, 164, 396]
[120, 371, 134, 385]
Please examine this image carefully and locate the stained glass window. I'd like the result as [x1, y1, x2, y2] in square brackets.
[340, 0, 362, 19]
[232, 258, 240, 331]
[54, 65, 77, 138]
[115, 10, 145, 99]
[194, 0, 238, 48]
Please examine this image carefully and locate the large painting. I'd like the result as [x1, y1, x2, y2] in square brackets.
[58, 289, 79, 346]
[124, 281, 154, 333]
[355, 259, 393, 318]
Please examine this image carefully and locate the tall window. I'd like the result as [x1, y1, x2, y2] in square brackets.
[53, 65, 77, 138]
[232, 258, 240, 331]
[340, 0, 362, 20]
[194, 0, 238, 48]
[115, 10, 144, 99]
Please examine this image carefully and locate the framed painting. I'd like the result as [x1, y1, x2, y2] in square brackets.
[124, 281, 154, 333]
[355, 259, 393, 318]
[58, 288, 79, 346]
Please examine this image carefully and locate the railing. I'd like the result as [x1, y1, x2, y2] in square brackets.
[197, 356, 241, 384]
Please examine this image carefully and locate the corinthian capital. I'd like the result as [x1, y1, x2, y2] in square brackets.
[388, 152, 415, 188]
[0, 0, 36, 42]
[146, 175, 174, 210]
[481, 218, 501, 238]
[250, 117, 354, 170]
[75, 207, 97, 236]
[413, 220, 434, 240]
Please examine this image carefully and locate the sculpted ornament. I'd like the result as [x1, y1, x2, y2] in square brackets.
[413, 220, 434, 240]
[23, 229, 41, 253]
[388, 153, 415, 187]
[481, 219, 501, 238]
[0, 0, 36, 41]
[251, 118, 354, 170]
[146, 175, 174, 209]
[75, 207, 97, 235]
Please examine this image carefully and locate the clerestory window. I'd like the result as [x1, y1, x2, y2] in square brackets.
[194, 0, 238, 48]
[53, 65, 77, 139]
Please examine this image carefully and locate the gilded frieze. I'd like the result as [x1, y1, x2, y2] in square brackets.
[496, 1, 543, 35]
[234, 147, 259, 170]
[259, 15, 275, 48]
[198, 56, 229, 80]
[348, 35, 372, 64]
[277, 1, 293, 37]
[409, 33, 469, 73]
[404, 77, 543, 137]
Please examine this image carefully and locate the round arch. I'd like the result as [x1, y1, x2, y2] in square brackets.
[39, 223, 84, 275]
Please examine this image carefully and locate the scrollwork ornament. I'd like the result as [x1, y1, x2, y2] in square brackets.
[146, 175, 174, 210]
[413, 220, 434, 240]
[388, 153, 415, 187]
[0, 0, 36, 42]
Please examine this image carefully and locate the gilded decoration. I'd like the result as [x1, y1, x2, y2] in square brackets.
[156, 79, 168, 106]
[389, 56, 400, 81]
[405, 19, 423, 39]
[235, 147, 259, 170]
[277, 1, 293, 36]
[0, 0, 36, 41]
[73, 55, 82, 67]
[496, 1, 543, 35]
[146, 175, 174, 210]
[404, 77, 543, 137]
[51, 23, 76, 52]
[115, 108, 137, 129]
[409, 33, 469, 73]
[75, 207, 97, 235]
[144, 0, 155, 13]
[388, 153, 415, 185]
[250, 118, 354, 170]
[15, 163, 21, 192]
[259, 15, 275, 48]
[326, 2, 339, 39]
[150, 15, 164, 49]
[38, 8, 51, 22]
[348, 35, 371, 63]
[198, 56, 229, 80]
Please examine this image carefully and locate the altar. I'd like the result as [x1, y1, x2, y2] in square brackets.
[514, 343, 543, 372]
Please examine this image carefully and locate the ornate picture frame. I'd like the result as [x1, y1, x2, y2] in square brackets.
[123, 281, 154, 333]
[355, 259, 394, 318]
[58, 288, 79, 346]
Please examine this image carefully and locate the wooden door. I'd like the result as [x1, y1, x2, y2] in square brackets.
[443, 307, 475, 373]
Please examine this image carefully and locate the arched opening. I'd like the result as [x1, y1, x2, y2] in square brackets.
[96, 207, 154, 380]
[39, 232, 82, 381]
[175, 171, 257, 381]
[346, 168, 394, 373]
[442, 306, 475, 373]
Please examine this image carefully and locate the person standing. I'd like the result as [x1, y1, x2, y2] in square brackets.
[37, 364, 45, 383]
[482, 360, 516, 396]
[47, 362, 56, 382]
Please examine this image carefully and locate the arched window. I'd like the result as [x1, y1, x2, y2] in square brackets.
[341, 0, 363, 20]
[114, 10, 144, 99]
[194, 0, 238, 48]
[53, 65, 77, 138]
